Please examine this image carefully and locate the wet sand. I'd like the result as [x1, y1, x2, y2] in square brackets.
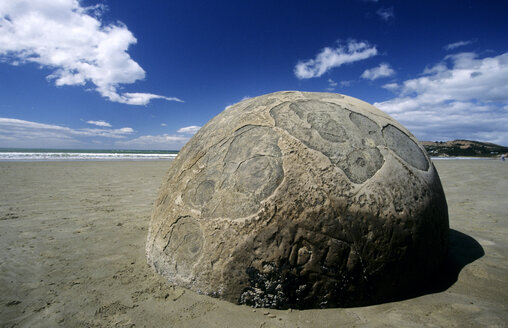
[0, 160, 507, 327]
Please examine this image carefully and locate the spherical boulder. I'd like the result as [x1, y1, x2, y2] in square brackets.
[146, 91, 449, 309]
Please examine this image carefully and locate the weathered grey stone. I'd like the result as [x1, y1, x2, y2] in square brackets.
[146, 91, 449, 309]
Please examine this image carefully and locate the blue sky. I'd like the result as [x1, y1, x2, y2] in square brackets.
[1, 0, 507, 149]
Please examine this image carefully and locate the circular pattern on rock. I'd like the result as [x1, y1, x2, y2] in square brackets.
[182, 125, 283, 219]
[147, 91, 449, 309]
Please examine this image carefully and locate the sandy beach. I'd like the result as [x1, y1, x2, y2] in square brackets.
[0, 159, 506, 327]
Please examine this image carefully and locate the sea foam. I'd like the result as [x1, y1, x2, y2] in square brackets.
[0, 150, 177, 161]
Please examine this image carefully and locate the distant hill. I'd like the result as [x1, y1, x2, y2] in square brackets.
[421, 140, 508, 157]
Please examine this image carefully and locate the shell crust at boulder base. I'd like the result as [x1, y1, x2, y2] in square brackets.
[146, 91, 449, 309]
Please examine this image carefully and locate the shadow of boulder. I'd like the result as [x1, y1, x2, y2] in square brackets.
[431, 228, 485, 291]
[395, 228, 485, 302]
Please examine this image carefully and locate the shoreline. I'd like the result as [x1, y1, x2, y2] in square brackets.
[1, 160, 506, 327]
[0, 149, 179, 162]
[431, 156, 501, 160]
[2, 156, 500, 162]
[0, 156, 503, 163]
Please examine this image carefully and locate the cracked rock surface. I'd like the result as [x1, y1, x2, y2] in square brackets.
[146, 91, 449, 309]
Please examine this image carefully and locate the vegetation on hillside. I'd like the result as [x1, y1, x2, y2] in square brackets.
[421, 140, 508, 157]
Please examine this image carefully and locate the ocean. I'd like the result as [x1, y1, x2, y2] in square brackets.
[0, 148, 178, 161]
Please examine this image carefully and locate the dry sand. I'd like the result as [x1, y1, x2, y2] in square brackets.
[0, 159, 506, 327]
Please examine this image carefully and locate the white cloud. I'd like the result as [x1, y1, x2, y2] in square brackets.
[444, 39, 476, 51]
[0, 117, 197, 149]
[382, 82, 399, 91]
[361, 63, 395, 80]
[0, 0, 181, 105]
[294, 40, 377, 79]
[112, 93, 183, 106]
[160, 123, 167, 127]
[326, 78, 338, 91]
[0, 117, 134, 148]
[177, 125, 201, 134]
[87, 120, 111, 127]
[325, 78, 352, 91]
[376, 7, 394, 21]
[374, 52, 508, 145]
[116, 134, 190, 150]
[84, 127, 134, 138]
[224, 96, 253, 110]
